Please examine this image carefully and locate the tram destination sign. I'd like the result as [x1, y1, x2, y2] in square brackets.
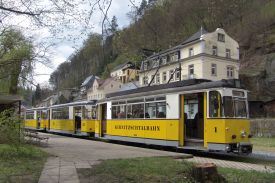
[114, 125, 160, 131]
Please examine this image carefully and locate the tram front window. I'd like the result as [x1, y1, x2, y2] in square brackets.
[223, 96, 234, 117]
[209, 91, 248, 118]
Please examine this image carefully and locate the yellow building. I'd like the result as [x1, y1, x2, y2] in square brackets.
[139, 28, 240, 86]
[110, 62, 139, 83]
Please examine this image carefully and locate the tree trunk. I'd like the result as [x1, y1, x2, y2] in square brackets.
[192, 163, 226, 183]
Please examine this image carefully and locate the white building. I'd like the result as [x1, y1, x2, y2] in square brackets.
[87, 78, 123, 100]
[139, 28, 240, 86]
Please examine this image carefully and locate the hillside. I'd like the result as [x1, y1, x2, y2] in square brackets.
[49, 0, 275, 101]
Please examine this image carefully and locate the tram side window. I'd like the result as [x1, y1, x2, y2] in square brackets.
[41, 111, 48, 119]
[83, 106, 97, 119]
[52, 107, 69, 119]
[127, 104, 144, 118]
[234, 99, 247, 117]
[26, 112, 34, 119]
[157, 102, 166, 118]
[209, 91, 221, 117]
[145, 102, 166, 118]
[112, 105, 126, 119]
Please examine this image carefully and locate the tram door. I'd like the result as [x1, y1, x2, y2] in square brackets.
[183, 93, 204, 144]
[47, 110, 50, 130]
[74, 106, 82, 134]
[100, 103, 107, 137]
[37, 111, 41, 129]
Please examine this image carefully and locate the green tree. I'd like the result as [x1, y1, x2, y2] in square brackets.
[108, 16, 118, 34]
[33, 84, 42, 105]
[0, 29, 33, 94]
[138, 0, 148, 16]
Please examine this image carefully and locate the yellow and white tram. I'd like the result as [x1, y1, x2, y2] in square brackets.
[24, 79, 253, 154]
[96, 79, 252, 154]
[25, 107, 49, 131]
[49, 100, 97, 136]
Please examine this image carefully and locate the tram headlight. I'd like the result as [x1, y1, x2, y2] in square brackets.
[240, 131, 246, 138]
[232, 135, 236, 139]
[225, 145, 231, 152]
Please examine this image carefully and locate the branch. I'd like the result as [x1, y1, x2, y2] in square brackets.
[98, 0, 112, 75]
[0, 5, 42, 16]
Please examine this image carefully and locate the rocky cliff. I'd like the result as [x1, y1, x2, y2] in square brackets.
[240, 25, 275, 101]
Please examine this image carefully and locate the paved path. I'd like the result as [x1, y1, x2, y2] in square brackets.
[38, 133, 190, 183]
[185, 156, 275, 173]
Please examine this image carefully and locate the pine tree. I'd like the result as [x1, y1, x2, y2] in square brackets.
[138, 0, 148, 16]
[109, 16, 118, 34]
[33, 84, 42, 105]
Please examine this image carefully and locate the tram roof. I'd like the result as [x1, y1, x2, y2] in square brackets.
[50, 100, 97, 108]
[27, 106, 48, 111]
[105, 79, 243, 101]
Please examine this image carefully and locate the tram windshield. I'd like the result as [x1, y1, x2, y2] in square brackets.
[209, 90, 248, 118]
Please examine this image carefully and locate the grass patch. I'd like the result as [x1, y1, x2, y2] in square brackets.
[251, 137, 275, 148]
[83, 157, 275, 183]
[218, 167, 275, 183]
[87, 157, 194, 183]
[251, 137, 275, 152]
[0, 144, 48, 183]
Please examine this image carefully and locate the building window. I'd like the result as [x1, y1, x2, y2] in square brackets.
[169, 70, 174, 81]
[188, 64, 194, 78]
[212, 46, 217, 56]
[170, 52, 179, 62]
[162, 72, 167, 82]
[152, 59, 159, 68]
[175, 69, 180, 80]
[143, 76, 148, 85]
[226, 49, 231, 58]
[144, 62, 148, 70]
[151, 75, 155, 84]
[161, 57, 167, 65]
[227, 66, 234, 78]
[189, 48, 194, 56]
[218, 33, 225, 42]
[167, 55, 170, 62]
[211, 63, 217, 76]
[156, 73, 160, 84]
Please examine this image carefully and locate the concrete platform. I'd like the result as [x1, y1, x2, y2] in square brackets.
[38, 133, 191, 183]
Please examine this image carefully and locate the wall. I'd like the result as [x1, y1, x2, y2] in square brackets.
[202, 56, 240, 80]
[180, 42, 202, 59]
[203, 28, 239, 60]
[250, 118, 275, 137]
[139, 56, 205, 85]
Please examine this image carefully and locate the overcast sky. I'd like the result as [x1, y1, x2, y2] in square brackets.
[31, 0, 140, 86]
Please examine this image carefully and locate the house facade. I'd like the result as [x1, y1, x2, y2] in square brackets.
[87, 78, 123, 100]
[110, 62, 139, 83]
[80, 75, 99, 96]
[139, 28, 240, 86]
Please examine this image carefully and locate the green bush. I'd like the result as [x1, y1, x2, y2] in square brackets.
[0, 109, 23, 145]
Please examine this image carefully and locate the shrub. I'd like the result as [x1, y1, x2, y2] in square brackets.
[0, 109, 23, 145]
